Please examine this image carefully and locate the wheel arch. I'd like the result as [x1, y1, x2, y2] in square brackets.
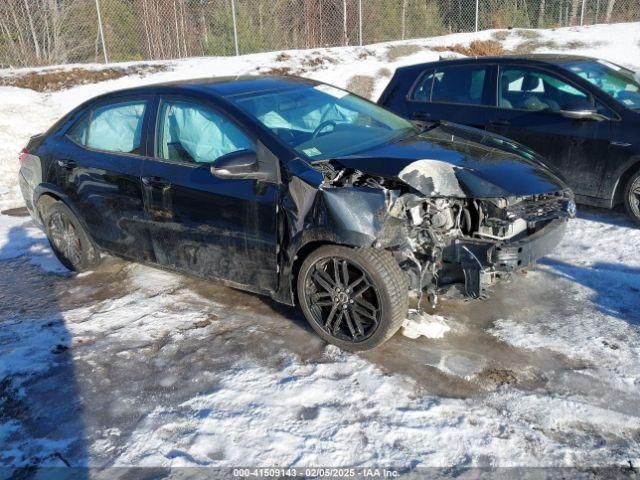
[33, 184, 92, 236]
[611, 158, 640, 208]
[289, 240, 342, 307]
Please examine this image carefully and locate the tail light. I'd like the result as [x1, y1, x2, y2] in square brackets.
[19, 148, 29, 164]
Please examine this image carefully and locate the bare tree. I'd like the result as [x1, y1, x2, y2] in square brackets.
[538, 0, 546, 27]
[605, 0, 617, 21]
[570, 0, 581, 24]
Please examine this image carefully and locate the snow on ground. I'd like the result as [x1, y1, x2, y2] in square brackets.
[1, 22, 640, 471]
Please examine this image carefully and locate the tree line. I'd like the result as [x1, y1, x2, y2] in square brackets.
[0, 0, 635, 68]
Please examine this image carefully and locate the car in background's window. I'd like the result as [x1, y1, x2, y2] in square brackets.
[562, 59, 640, 110]
[498, 67, 588, 112]
[413, 65, 489, 106]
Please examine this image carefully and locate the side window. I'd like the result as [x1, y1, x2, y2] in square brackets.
[68, 101, 147, 154]
[157, 100, 254, 165]
[498, 67, 589, 112]
[412, 69, 435, 101]
[427, 65, 489, 105]
[68, 115, 89, 146]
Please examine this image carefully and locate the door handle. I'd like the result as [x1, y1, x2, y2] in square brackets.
[412, 112, 432, 120]
[142, 176, 173, 219]
[57, 159, 76, 170]
[141, 176, 170, 187]
[489, 119, 511, 126]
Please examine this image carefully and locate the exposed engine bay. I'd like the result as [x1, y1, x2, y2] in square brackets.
[319, 162, 575, 306]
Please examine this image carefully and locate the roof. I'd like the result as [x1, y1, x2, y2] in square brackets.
[395, 53, 597, 71]
[106, 75, 320, 99]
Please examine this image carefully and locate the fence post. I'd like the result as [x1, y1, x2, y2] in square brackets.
[95, 0, 109, 63]
[359, 0, 363, 46]
[580, 0, 586, 25]
[401, 0, 407, 39]
[231, 0, 239, 56]
[475, 0, 479, 31]
[343, 0, 348, 46]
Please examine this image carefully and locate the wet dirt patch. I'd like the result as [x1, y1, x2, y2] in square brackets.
[0, 64, 169, 92]
[386, 44, 422, 61]
[476, 368, 518, 387]
[257, 66, 301, 77]
[346, 75, 375, 99]
[432, 40, 505, 57]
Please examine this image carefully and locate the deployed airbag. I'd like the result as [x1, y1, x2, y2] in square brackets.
[86, 101, 146, 153]
[160, 101, 253, 163]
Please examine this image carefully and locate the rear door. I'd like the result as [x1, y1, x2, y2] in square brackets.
[403, 63, 495, 128]
[485, 65, 614, 198]
[62, 96, 152, 260]
[141, 96, 279, 293]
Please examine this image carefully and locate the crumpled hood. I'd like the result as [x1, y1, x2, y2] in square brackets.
[330, 123, 568, 198]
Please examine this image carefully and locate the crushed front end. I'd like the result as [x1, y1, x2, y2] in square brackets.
[312, 128, 576, 307]
[387, 189, 575, 303]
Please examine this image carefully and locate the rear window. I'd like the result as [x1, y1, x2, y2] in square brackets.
[68, 100, 147, 154]
[412, 65, 489, 106]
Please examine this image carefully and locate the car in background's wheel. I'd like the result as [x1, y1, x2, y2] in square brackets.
[624, 170, 640, 226]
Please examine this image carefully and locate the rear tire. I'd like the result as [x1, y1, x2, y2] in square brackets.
[623, 170, 640, 226]
[297, 245, 408, 351]
[43, 201, 101, 272]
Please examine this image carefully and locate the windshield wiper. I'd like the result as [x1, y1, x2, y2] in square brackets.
[388, 122, 440, 145]
[418, 120, 441, 133]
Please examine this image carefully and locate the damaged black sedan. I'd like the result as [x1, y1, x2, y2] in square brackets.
[19, 76, 575, 350]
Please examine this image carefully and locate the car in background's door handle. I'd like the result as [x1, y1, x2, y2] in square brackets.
[489, 119, 511, 126]
[412, 111, 432, 120]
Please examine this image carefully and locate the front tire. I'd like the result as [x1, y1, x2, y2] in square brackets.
[43, 201, 101, 272]
[297, 245, 408, 351]
[624, 170, 640, 226]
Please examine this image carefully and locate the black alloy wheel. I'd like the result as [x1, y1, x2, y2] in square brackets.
[43, 200, 101, 271]
[48, 210, 82, 267]
[305, 256, 381, 343]
[298, 245, 408, 351]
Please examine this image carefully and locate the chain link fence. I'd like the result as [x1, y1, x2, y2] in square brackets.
[1, 0, 638, 68]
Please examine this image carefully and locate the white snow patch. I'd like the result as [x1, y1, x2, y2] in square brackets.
[402, 310, 452, 339]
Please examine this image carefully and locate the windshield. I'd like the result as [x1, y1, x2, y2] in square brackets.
[562, 59, 640, 110]
[231, 84, 416, 161]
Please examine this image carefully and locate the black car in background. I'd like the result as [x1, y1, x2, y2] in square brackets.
[379, 55, 640, 224]
[20, 76, 573, 350]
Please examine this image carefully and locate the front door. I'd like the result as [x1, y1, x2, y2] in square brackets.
[486, 66, 614, 198]
[141, 97, 279, 293]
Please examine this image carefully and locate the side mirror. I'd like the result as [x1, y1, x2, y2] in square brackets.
[559, 101, 605, 121]
[210, 149, 264, 179]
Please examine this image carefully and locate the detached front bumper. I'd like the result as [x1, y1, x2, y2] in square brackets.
[442, 218, 567, 297]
